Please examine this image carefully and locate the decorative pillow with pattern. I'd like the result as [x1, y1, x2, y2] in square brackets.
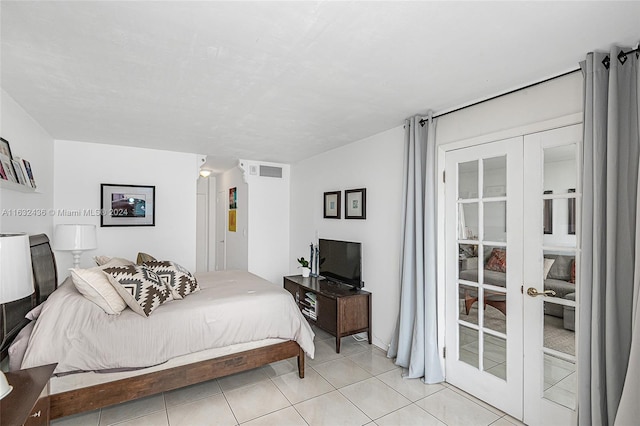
[485, 248, 507, 273]
[142, 261, 199, 299]
[103, 265, 173, 317]
[136, 252, 157, 265]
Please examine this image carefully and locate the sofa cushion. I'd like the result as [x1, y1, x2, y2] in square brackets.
[547, 255, 573, 281]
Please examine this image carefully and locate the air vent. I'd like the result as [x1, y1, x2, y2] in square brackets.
[259, 165, 283, 178]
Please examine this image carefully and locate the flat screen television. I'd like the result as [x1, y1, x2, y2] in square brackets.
[318, 239, 362, 289]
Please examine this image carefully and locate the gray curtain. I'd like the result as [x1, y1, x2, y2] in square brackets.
[388, 113, 444, 383]
[579, 46, 640, 425]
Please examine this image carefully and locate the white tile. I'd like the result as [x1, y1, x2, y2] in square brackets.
[339, 377, 411, 419]
[375, 403, 445, 426]
[307, 338, 344, 366]
[485, 361, 507, 380]
[272, 367, 335, 404]
[167, 393, 237, 426]
[376, 369, 445, 402]
[295, 390, 371, 426]
[311, 326, 334, 341]
[313, 357, 372, 388]
[543, 385, 576, 410]
[555, 371, 576, 392]
[337, 337, 370, 356]
[489, 417, 519, 426]
[224, 380, 291, 423]
[500, 414, 526, 425]
[416, 388, 500, 426]
[218, 367, 270, 392]
[347, 348, 399, 375]
[99, 394, 165, 426]
[261, 359, 298, 378]
[164, 379, 222, 407]
[52, 410, 100, 426]
[241, 406, 307, 426]
[447, 385, 505, 416]
[112, 410, 168, 426]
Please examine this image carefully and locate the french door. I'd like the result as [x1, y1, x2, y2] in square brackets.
[444, 124, 580, 424]
[445, 137, 524, 417]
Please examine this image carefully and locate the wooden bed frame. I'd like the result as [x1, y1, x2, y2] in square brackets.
[2, 234, 305, 420]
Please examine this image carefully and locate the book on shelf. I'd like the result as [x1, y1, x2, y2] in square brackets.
[305, 292, 316, 302]
[302, 307, 317, 320]
[305, 296, 315, 306]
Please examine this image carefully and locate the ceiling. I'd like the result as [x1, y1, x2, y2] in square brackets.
[1, 1, 639, 173]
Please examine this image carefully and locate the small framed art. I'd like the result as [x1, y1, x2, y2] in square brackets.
[101, 184, 155, 227]
[0, 138, 13, 158]
[345, 188, 366, 219]
[323, 191, 341, 219]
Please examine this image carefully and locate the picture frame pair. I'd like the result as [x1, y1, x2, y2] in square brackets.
[323, 188, 366, 220]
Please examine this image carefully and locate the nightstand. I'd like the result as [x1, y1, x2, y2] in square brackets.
[0, 363, 56, 426]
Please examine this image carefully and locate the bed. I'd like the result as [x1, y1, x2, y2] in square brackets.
[2, 234, 314, 419]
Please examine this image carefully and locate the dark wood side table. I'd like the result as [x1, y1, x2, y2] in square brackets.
[1, 363, 57, 426]
[284, 275, 371, 353]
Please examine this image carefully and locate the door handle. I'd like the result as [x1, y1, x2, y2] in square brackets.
[526, 287, 556, 297]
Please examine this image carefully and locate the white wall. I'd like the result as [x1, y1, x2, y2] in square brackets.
[53, 140, 199, 277]
[436, 72, 583, 146]
[217, 167, 248, 270]
[290, 126, 405, 349]
[0, 90, 54, 236]
[244, 161, 290, 285]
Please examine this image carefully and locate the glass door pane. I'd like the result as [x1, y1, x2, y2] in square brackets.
[456, 156, 509, 378]
[540, 143, 577, 409]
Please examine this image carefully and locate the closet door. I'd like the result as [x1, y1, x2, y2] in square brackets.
[522, 124, 581, 425]
[445, 137, 524, 418]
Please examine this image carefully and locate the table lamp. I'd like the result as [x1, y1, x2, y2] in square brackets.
[0, 233, 35, 400]
[54, 224, 97, 269]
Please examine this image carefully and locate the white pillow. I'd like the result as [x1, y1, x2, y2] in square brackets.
[70, 267, 127, 315]
[543, 258, 555, 280]
[93, 256, 134, 267]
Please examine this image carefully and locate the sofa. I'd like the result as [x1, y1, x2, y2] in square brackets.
[459, 250, 576, 328]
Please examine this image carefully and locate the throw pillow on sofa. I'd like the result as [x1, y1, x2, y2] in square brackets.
[486, 248, 507, 273]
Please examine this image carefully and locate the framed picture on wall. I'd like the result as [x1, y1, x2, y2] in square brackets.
[323, 191, 341, 219]
[101, 184, 155, 227]
[345, 188, 366, 219]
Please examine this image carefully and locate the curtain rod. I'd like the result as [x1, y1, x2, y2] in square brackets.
[419, 68, 581, 126]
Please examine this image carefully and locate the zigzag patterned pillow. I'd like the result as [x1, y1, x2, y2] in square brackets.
[142, 261, 199, 299]
[103, 265, 173, 317]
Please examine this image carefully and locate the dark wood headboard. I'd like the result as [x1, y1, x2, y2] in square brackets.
[0, 234, 58, 359]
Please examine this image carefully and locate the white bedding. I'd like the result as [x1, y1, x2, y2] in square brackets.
[20, 270, 314, 374]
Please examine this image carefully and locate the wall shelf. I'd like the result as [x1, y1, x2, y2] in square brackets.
[0, 179, 39, 193]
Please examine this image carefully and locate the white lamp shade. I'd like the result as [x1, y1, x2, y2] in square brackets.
[0, 233, 35, 304]
[54, 224, 97, 251]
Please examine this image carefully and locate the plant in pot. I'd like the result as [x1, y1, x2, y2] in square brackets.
[297, 257, 310, 278]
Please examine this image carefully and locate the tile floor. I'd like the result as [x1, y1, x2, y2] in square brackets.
[52, 326, 525, 426]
